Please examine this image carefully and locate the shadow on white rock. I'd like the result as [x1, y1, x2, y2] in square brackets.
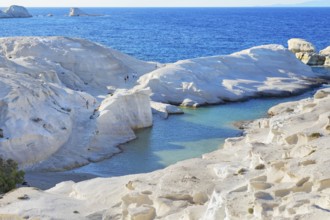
[0, 37, 157, 170]
[0, 36, 157, 95]
[134, 44, 317, 107]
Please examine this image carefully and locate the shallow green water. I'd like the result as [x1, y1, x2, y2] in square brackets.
[73, 84, 326, 177]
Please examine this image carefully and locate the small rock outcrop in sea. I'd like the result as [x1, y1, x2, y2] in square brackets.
[69, 7, 91, 16]
[0, 5, 32, 18]
[288, 38, 330, 66]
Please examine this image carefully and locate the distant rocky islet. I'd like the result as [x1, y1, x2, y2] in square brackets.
[69, 7, 97, 16]
[0, 5, 96, 18]
[0, 5, 32, 18]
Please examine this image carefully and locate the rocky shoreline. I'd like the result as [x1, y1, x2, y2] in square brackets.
[1, 87, 329, 219]
[0, 36, 330, 219]
[0, 36, 322, 171]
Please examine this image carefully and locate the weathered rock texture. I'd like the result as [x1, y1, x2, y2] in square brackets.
[1, 87, 330, 219]
[288, 38, 330, 66]
[134, 44, 317, 107]
[0, 37, 156, 170]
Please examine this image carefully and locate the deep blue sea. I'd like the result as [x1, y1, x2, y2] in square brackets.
[3, 8, 330, 181]
[1, 7, 330, 62]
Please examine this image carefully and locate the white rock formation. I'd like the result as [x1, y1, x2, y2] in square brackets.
[69, 7, 91, 17]
[134, 44, 317, 107]
[97, 89, 152, 130]
[2, 5, 32, 18]
[1, 87, 330, 219]
[320, 46, 330, 56]
[0, 71, 92, 169]
[91, 89, 153, 157]
[0, 36, 325, 171]
[288, 38, 316, 53]
[0, 36, 157, 95]
[1, 36, 330, 218]
[320, 46, 330, 66]
[151, 101, 184, 118]
[0, 37, 156, 170]
[26, 89, 153, 171]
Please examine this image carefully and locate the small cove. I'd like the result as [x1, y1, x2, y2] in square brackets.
[24, 68, 330, 189]
[72, 67, 330, 177]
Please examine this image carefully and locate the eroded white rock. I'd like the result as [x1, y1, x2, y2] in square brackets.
[2, 87, 326, 219]
[0, 37, 156, 170]
[151, 101, 183, 118]
[0, 36, 157, 94]
[320, 46, 330, 56]
[93, 89, 152, 147]
[0, 37, 330, 219]
[134, 44, 316, 106]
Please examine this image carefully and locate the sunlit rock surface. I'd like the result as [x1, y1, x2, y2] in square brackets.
[0, 36, 155, 170]
[1, 87, 330, 219]
[1, 36, 329, 219]
[69, 7, 91, 17]
[135, 44, 316, 106]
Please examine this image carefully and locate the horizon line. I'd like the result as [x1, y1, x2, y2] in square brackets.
[1, 6, 330, 8]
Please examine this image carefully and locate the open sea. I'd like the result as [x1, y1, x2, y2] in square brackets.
[1, 7, 330, 63]
[2, 7, 330, 179]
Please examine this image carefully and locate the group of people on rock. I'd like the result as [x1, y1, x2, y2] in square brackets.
[124, 72, 138, 83]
